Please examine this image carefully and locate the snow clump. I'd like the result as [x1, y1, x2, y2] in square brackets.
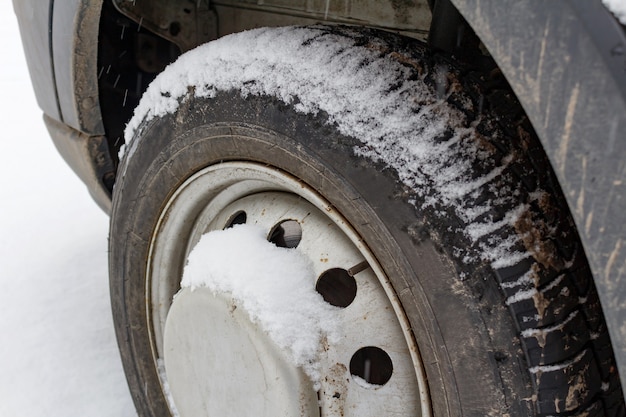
[180, 224, 341, 385]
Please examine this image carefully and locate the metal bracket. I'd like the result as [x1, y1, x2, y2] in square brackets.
[428, 0, 480, 60]
[112, 0, 217, 53]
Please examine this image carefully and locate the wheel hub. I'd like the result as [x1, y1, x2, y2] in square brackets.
[148, 163, 430, 416]
[164, 288, 318, 416]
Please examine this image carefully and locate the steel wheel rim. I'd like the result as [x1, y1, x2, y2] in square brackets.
[146, 161, 431, 416]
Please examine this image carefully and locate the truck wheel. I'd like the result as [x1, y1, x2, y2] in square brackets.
[109, 26, 623, 416]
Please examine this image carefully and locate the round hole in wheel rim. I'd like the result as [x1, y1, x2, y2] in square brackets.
[224, 210, 247, 228]
[316, 268, 358, 307]
[350, 346, 394, 387]
[268, 219, 302, 248]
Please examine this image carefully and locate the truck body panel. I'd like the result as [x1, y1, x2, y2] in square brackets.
[13, 1, 60, 122]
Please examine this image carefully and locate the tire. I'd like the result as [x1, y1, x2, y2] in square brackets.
[110, 26, 624, 416]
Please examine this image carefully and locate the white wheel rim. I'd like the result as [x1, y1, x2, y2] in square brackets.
[147, 162, 431, 416]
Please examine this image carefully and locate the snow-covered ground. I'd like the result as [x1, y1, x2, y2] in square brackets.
[0, 3, 136, 416]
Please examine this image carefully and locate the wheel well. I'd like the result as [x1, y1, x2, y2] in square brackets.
[97, 0, 495, 167]
[97, 1, 181, 167]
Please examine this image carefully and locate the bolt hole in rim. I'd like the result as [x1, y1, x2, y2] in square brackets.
[350, 346, 394, 387]
[268, 219, 302, 248]
[316, 268, 357, 308]
[146, 162, 431, 416]
[225, 210, 247, 228]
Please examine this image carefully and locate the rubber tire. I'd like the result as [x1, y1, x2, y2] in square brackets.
[109, 26, 624, 417]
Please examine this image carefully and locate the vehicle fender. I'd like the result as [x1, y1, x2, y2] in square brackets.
[52, 0, 104, 135]
[452, 0, 626, 391]
[13, 0, 60, 122]
[14, 0, 104, 135]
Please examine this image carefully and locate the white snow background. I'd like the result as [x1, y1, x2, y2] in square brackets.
[0, 3, 136, 416]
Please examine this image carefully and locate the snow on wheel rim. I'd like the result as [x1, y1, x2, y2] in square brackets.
[147, 162, 431, 416]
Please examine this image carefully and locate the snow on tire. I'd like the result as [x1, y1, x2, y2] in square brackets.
[110, 25, 624, 416]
